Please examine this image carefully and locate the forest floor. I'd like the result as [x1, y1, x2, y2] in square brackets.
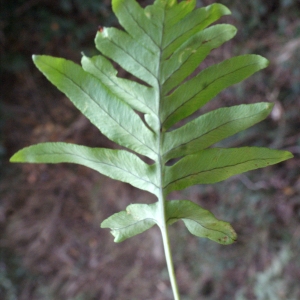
[1, 1, 300, 299]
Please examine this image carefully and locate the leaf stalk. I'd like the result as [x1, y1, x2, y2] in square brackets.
[159, 205, 181, 300]
[157, 138, 180, 299]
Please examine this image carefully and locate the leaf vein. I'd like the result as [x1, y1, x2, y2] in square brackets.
[110, 217, 156, 230]
[34, 150, 159, 189]
[122, 2, 159, 51]
[164, 157, 274, 188]
[167, 217, 234, 238]
[164, 111, 263, 157]
[39, 59, 157, 155]
[164, 62, 260, 123]
[162, 13, 213, 51]
[163, 30, 228, 85]
[105, 38, 157, 80]
[91, 62, 156, 115]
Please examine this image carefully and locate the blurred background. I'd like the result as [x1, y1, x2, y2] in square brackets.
[0, 0, 299, 299]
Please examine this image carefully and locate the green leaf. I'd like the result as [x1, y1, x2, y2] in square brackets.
[163, 0, 196, 28]
[101, 203, 159, 242]
[161, 24, 237, 95]
[164, 147, 293, 193]
[166, 200, 237, 245]
[10, 142, 159, 196]
[33, 55, 157, 160]
[162, 102, 274, 161]
[112, 0, 160, 53]
[112, 0, 197, 52]
[81, 55, 156, 114]
[162, 54, 269, 129]
[162, 3, 231, 58]
[102, 200, 237, 245]
[10, 1, 294, 252]
[95, 27, 158, 86]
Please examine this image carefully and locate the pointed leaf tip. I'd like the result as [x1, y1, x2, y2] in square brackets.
[164, 147, 294, 193]
[10, 151, 23, 163]
[162, 102, 276, 160]
[166, 200, 237, 245]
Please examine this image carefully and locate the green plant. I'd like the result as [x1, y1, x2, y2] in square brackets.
[10, 0, 293, 299]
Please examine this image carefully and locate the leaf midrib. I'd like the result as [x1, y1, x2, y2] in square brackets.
[163, 62, 260, 123]
[33, 150, 159, 189]
[167, 216, 235, 238]
[164, 156, 276, 188]
[163, 10, 214, 51]
[110, 217, 156, 230]
[163, 111, 264, 157]
[122, 1, 160, 51]
[90, 60, 156, 115]
[162, 26, 233, 85]
[103, 33, 157, 81]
